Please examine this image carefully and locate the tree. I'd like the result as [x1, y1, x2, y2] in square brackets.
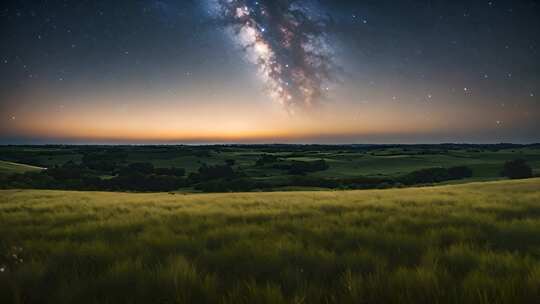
[502, 159, 533, 179]
[448, 166, 473, 179]
[154, 167, 186, 177]
[400, 168, 450, 185]
[127, 162, 154, 174]
[190, 163, 238, 182]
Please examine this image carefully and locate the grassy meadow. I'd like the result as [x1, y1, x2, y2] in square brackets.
[1, 178, 540, 303]
[0, 161, 43, 175]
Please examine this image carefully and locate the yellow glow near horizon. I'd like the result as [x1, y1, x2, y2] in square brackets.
[2, 84, 533, 143]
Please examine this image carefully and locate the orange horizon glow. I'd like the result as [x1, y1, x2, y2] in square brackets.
[2, 84, 535, 143]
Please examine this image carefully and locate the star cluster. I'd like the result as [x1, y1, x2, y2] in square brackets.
[213, 0, 335, 111]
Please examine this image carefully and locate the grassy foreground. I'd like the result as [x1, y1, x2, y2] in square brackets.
[1, 179, 540, 303]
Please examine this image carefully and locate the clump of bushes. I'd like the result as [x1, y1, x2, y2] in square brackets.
[189, 162, 252, 192]
[0, 161, 188, 192]
[255, 154, 280, 166]
[502, 159, 533, 179]
[448, 166, 473, 180]
[400, 166, 473, 185]
[188, 163, 243, 183]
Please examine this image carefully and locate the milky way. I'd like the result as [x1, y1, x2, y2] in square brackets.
[214, 0, 335, 111]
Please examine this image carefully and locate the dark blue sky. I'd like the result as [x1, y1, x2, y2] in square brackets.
[1, 0, 539, 143]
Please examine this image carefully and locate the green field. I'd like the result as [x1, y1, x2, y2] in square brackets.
[1, 145, 539, 193]
[0, 161, 44, 175]
[2, 145, 540, 179]
[1, 179, 540, 303]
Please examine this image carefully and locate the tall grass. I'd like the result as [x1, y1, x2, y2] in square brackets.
[1, 179, 540, 303]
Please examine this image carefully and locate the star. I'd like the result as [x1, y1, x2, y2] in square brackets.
[0, 0, 539, 143]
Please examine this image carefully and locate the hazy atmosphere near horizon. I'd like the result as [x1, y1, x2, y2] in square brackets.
[1, 0, 539, 144]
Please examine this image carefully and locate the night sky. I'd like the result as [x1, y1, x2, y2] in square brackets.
[1, 0, 539, 144]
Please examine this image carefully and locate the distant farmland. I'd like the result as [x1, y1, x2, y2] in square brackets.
[1, 178, 540, 303]
[1, 144, 539, 193]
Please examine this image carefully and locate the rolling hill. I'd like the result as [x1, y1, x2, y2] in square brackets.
[0, 160, 44, 175]
[1, 178, 539, 303]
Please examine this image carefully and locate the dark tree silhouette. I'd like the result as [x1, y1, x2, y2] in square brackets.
[502, 159, 533, 179]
